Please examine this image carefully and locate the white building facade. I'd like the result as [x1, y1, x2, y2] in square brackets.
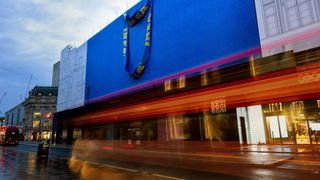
[57, 43, 87, 112]
[255, 0, 320, 57]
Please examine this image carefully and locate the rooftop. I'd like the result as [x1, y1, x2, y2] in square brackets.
[29, 86, 58, 97]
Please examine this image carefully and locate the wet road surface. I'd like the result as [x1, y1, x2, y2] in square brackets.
[1, 145, 246, 180]
[0, 145, 78, 180]
[2, 143, 320, 180]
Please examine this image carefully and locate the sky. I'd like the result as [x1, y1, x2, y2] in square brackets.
[0, 0, 140, 116]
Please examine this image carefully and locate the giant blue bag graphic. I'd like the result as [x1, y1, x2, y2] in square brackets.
[86, 0, 261, 102]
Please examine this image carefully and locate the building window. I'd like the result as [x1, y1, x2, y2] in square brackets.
[33, 120, 40, 128]
[283, 0, 314, 30]
[165, 76, 186, 91]
[201, 70, 208, 86]
[44, 112, 52, 119]
[37, 92, 42, 96]
[298, 0, 313, 25]
[177, 76, 186, 89]
[263, 0, 281, 37]
[164, 80, 172, 92]
[285, 0, 300, 29]
[48, 92, 52, 96]
[34, 112, 41, 119]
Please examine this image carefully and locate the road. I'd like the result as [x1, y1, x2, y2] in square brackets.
[0, 145, 244, 180]
[70, 140, 320, 179]
[1, 143, 320, 180]
[0, 145, 77, 180]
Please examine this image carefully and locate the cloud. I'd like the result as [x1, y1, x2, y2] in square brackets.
[0, 0, 140, 115]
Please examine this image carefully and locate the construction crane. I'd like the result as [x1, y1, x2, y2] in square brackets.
[0, 92, 7, 115]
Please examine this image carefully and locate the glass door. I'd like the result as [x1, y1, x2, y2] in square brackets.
[266, 116, 289, 144]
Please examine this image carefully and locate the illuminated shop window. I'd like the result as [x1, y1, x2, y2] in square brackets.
[249, 56, 256, 77]
[42, 131, 50, 140]
[212, 69, 222, 84]
[309, 121, 320, 131]
[33, 120, 40, 128]
[177, 76, 186, 89]
[201, 70, 208, 86]
[266, 115, 288, 138]
[168, 115, 185, 140]
[165, 76, 185, 91]
[317, 100, 320, 108]
[203, 113, 213, 140]
[164, 80, 172, 92]
[33, 112, 41, 119]
[44, 112, 52, 119]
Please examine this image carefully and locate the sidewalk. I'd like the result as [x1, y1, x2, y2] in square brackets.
[18, 141, 72, 158]
[239, 144, 320, 154]
[18, 141, 320, 154]
[19, 141, 72, 149]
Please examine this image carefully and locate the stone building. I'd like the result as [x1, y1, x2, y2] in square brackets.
[23, 86, 58, 141]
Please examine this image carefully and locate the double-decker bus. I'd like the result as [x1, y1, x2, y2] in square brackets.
[0, 126, 19, 145]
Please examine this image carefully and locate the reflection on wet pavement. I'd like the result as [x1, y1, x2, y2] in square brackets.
[0, 146, 78, 180]
[0, 145, 176, 180]
[68, 156, 178, 180]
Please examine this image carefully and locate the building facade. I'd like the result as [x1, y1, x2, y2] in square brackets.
[0, 117, 5, 127]
[54, 0, 320, 148]
[4, 103, 24, 127]
[52, 61, 60, 87]
[57, 44, 87, 112]
[236, 0, 320, 145]
[255, 0, 320, 57]
[23, 86, 58, 141]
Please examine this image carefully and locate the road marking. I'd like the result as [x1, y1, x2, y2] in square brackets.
[86, 161, 139, 173]
[152, 173, 186, 180]
[86, 160, 185, 179]
[102, 148, 320, 167]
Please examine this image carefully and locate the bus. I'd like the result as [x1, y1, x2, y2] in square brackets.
[0, 126, 19, 145]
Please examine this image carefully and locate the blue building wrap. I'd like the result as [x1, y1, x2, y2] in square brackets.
[86, 0, 261, 102]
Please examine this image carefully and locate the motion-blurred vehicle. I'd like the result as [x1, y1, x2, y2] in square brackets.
[0, 126, 19, 145]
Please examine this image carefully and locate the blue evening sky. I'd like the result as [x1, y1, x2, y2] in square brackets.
[0, 0, 140, 116]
